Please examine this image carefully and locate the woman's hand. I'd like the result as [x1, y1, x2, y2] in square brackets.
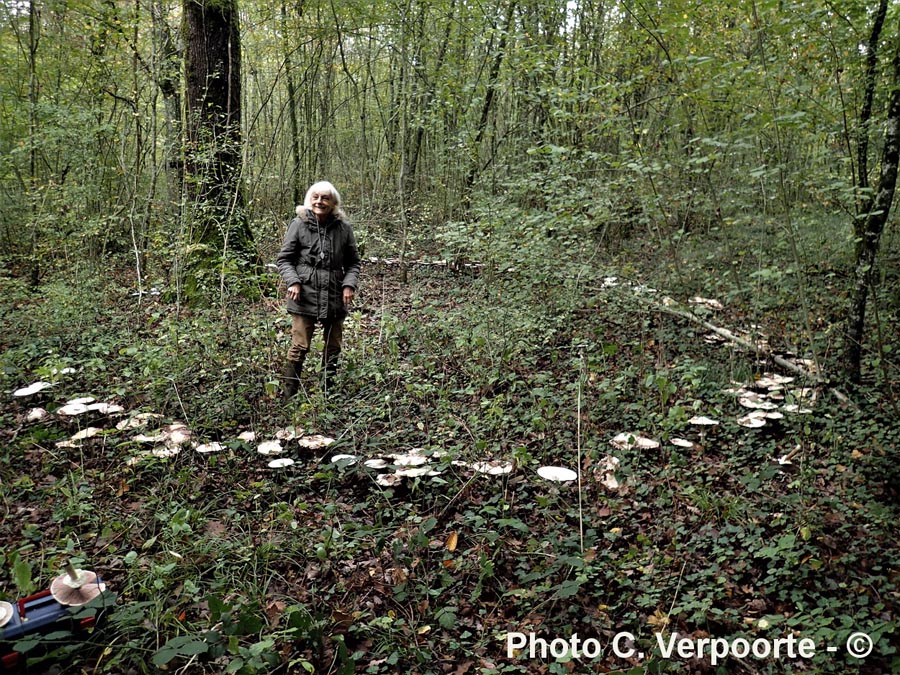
[287, 283, 301, 301]
[343, 287, 355, 307]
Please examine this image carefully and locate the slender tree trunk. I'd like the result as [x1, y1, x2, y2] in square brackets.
[405, 0, 456, 192]
[842, 14, 900, 384]
[153, 0, 183, 200]
[27, 0, 40, 287]
[464, 0, 516, 192]
[855, 0, 888, 204]
[281, 0, 303, 205]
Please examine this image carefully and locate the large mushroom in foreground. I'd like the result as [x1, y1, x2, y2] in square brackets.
[50, 562, 106, 607]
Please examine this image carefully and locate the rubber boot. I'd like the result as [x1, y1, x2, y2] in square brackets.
[283, 357, 305, 399]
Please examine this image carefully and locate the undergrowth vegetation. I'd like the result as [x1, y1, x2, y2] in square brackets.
[1, 210, 899, 674]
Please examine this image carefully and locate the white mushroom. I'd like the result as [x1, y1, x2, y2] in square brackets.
[13, 381, 52, 397]
[470, 460, 515, 475]
[537, 466, 578, 482]
[297, 435, 335, 450]
[737, 415, 767, 429]
[375, 473, 403, 487]
[86, 402, 125, 414]
[150, 445, 181, 458]
[390, 453, 429, 467]
[268, 458, 295, 469]
[58, 403, 89, 416]
[688, 416, 720, 426]
[132, 432, 166, 443]
[257, 440, 283, 455]
[364, 458, 389, 469]
[66, 397, 96, 406]
[610, 432, 660, 450]
[670, 438, 693, 448]
[782, 404, 813, 414]
[237, 430, 257, 442]
[755, 373, 794, 389]
[164, 424, 192, 446]
[116, 412, 163, 430]
[25, 407, 49, 422]
[330, 453, 358, 464]
[738, 395, 779, 411]
[395, 466, 437, 478]
[71, 427, 102, 441]
[275, 426, 302, 441]
[50, 565, 106, 606]
[593, 455, 621, 490]
[195, 442, 224, 454]
[0, 601, 13, 628]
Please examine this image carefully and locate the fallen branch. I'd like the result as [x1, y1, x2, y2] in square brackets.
[652, 301, 853, 407]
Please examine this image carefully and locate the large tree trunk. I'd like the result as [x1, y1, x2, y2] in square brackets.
[183, 0, 255, 266]
[842, 12, 900, 384]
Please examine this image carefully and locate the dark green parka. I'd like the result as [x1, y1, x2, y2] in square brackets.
[276, 208, 361, 320]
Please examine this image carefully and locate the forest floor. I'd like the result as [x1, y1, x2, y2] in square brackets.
[1, 219, 899, 674]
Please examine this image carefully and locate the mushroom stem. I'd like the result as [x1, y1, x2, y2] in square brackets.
[64, 561, 81, 583]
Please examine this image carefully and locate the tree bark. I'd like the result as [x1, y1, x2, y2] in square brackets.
[842, 14, 900, 384]
[183, 0, 255, 263]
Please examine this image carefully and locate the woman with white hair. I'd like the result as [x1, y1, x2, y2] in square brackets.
[276, 181, 361, 396]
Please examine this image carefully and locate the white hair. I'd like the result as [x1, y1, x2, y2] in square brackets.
[296, 181, 346, 219]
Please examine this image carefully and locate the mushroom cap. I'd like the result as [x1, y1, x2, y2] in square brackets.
[257, 440, 283, 455]
[376, 473, 403, 487]
[470, 460, 515, 475]
[58, 403, 89, 416]
[610, 432, 660, 450]
[164, 424, 192, 446]
[275, 426, 303, 441]
[195, 442, 224, 454]
[738, 396, 779, 411]
[394, 466, 433, 478]
[71, 427, 103, 441]
[670, 438, 693, 448]
[25, 407, 49, 422]
[364, 458, 389, 469]
[86, 402, 125, 414]
[0, 601, 14, 628]
[297, 434, 335, 450]
[150, 445, 181, 458]
[50, 569, 106, 606]
[13, 381, 53, 397]
[116, 412, 163, 430]
[268, 458, 295, 469]
[537, 466, 578, 482]
[688, 416, 720, 426]
[330, 453, 358, 464]
[390, 453, 429, 467]
[737, 415, 767, 429]
[782, 404, 813, 414]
